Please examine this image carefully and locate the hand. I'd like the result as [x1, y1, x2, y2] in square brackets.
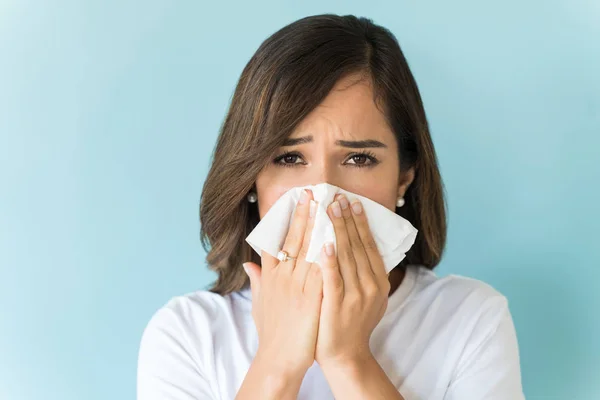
[243, 189, 323, 378]
[315, 193, 390, 369]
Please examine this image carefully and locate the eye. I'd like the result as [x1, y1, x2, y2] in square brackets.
[346, 151, 380, 168]
[272, 150, 380, 168]
[273, 151, 305, 167]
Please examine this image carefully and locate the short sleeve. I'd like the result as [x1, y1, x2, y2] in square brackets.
[444, 297, 525, 400]
[137, 305, 215, 400]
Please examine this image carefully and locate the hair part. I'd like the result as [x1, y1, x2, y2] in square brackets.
[200, 14, 447, 296]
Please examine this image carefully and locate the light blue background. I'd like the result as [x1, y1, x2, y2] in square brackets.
[1, 1, 598, 399]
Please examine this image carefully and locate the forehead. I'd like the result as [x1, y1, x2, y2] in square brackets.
[291, 73, 393, 142]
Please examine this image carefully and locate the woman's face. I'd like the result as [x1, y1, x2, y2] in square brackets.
[255, 73, 415, 219]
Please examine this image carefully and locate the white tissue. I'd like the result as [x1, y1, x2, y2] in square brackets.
[245, 183, 418, 273]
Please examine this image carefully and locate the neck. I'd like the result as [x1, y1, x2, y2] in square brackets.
[387, 266, 406, 297]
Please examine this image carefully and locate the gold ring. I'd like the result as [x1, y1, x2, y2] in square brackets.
[276, 250, 296, 262]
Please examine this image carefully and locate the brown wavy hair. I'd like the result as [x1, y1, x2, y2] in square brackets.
[200, 14, 447, 296]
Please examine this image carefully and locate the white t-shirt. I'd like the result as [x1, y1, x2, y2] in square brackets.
[137, 265, 525, 399]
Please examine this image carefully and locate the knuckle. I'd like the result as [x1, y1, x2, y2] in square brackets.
[295, 203, 309, 218]
[341, 248, 354, 262]
[349, 236, 363, 249]
[363, 238, 378, 252]
[297, 245, 309, 259]
[308, 268, 323, 288]
[328, 272, 344, 291]
[289, 216, 307, 234]
[309, 264, 321, 278]
[332, 281, 344, 294]
[346, 292, 362, 308]
[285, 231, 300, 245]
[362, 282, 380, 298]
[356, 218, 369, 231]
[332, 215, 345, 228]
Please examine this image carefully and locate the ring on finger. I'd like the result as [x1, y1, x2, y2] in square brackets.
[277, 250, 297, 262]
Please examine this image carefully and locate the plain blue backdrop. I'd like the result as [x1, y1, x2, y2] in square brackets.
[1, 1, 598, 399]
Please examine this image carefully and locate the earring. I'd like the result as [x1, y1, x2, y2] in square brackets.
[247, 191, 257, 203]
[396, 197, 405, 208]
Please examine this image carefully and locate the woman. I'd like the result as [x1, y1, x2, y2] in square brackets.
[137, 14, 525, 400]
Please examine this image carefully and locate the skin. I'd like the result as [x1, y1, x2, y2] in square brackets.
[236, 73, 415, 400]
[255, 73, 413, 224]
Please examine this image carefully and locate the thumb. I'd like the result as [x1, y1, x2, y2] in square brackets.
[242, 262, 262, 300]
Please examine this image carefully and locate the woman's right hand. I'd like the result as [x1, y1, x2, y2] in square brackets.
[240, 189, 323, 394]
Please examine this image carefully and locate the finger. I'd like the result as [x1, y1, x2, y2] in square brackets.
[293, 197, 318, 289]
[319, 242, 343, 302]
[349, 198, 387, 285]
[260, 249, 278, 273]
[278, 188, 313, 272]
[302, 262, 323, 305]
[327, 199, 359, 290]
[336, 194, 374, 285]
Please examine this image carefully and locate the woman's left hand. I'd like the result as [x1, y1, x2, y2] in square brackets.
[314, 193, 391, 369]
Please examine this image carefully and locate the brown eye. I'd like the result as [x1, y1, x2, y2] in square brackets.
[350, 154, 369, 165]
[346, 152, 379, 168]
[273, 151, 304, 168]
[283, 154, 299, 164]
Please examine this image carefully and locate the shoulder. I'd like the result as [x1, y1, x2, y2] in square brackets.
[412, 266, 509, 309]
[407, 266, 521, 365]
[137, 288, 252, 390]
[407, 266, 512, 333]
[141, 288, 251, 342]
[404, 267, 523, 399]
[139, 287, 252, 366]
[407, 268, 525, 398]
[137, 289, 251, 398]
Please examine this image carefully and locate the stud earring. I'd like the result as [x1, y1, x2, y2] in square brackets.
[396, 197, 405, 208]
[247, 192, 257, 203]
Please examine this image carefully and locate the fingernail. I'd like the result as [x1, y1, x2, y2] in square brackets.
[338, 195, 349, 210]
[325, 242, 334, 256]
[242, 263, 249, 274]
[299, 189, 308, 205]
[331, 201, 342, 218]
[351, 201, 362, 215]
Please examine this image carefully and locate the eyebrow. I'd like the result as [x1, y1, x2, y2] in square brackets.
[282, 135, 387, 149]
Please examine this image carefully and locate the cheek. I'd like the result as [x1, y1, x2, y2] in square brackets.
[378, 192, 398, 212]
[349, 185, 397, 212]
[257, 183, 296, 219]
[341, 164, 400, 212]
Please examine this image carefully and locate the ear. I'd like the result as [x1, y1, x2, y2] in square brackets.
[397, 167, 416, 199]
